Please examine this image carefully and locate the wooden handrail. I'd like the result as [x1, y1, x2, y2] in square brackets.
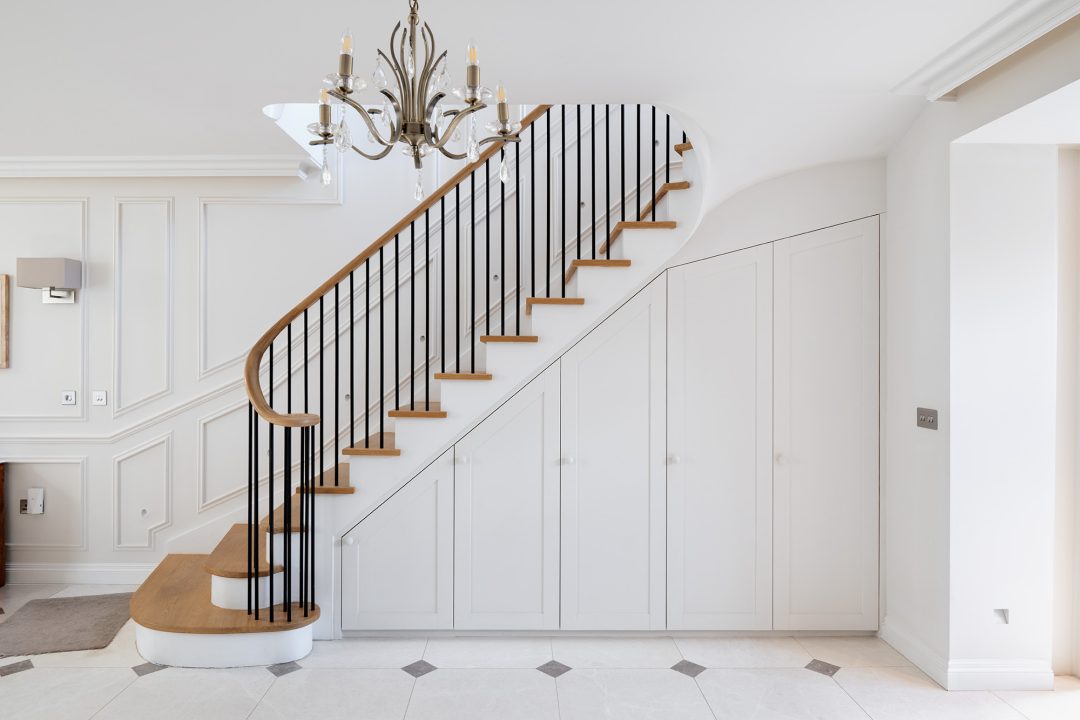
[244, 104, 554, 427]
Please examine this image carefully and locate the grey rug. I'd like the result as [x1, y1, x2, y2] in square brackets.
[0, 592, 133, 657]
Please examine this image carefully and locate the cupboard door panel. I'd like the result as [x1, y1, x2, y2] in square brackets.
[774, 217, 879, 631]
[340, 449, 453, 630]
[561, 278, 666, 630]
[454, 365, 560, 629]
[668, 244, 773, 630]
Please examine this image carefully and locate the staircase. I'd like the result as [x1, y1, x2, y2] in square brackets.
[131, 103, 703, 667]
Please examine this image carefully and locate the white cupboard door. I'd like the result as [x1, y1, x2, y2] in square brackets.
[773, 217, 879, 631]
[561, 278, 667, 630]
[340, 449, 454, 630]
[668, 245, 773, 630]
[454, 364, 560, 629]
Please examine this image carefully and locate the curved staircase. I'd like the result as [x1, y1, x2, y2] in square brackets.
[131, 103, 703, 667]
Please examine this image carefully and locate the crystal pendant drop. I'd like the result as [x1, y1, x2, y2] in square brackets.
[381, 100, 392, 131]
[467, 138, 480, 163]
[413, 170, 424, 201]
[436, 63, 450, 91]
[499, 157, 509, 183]
[320, 146, 332, 186]
[405, 48, 415, 77]
[334, 119, 351, 151]
[372, 54, 389, 90]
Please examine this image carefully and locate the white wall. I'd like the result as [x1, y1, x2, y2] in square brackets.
[883, 18, 1080, 689]
[949, 143, 1059, 689]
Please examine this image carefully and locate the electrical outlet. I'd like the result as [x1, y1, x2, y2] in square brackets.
[92, 390, 108, 406]
[61, 390, 77, 406]
[19, 499, 27, 514]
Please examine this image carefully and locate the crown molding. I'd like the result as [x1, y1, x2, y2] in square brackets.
[0, 155, 315, 179]
[894, 0, 1080, 100]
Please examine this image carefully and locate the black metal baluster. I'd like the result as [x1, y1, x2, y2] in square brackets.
[287, 323, 292, 416]
[268, 340, 275, 622]
[471, 171, 476, 372]
[284, 426, 291, 621]
[425, 209, 430, 409]
[253, 406, 259, 618]
[500, 148, 506, 337]
[665, 113, 670, 185]
[299, 425, 306, 613]
[651, 105, 657, 220]
[333, 283, 340, 482]
[456, 186, 461, 372]
[365, 261, 370, 447]
[394, 233, 400, 419]
[636, 104, 641, 220]
[531, 121, 536, 299]
[441, 197, 447, 375]
[380, 246, 385, 447]
[621, 105, 626, 223]
[485, 158, 491, 338]
[547, 111, 552, 298]
[410, 222, 416, 410]
[605, 105, 610, 259]
[319, 296, 324, 486]
[349, 271, 355, 448]
[576, 104, 582, 261]
[515, 139, 521, 336]
[247, 402, 253, 615]
[561, 105, 566, 298]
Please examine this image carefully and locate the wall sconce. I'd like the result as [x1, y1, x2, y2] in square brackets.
[16, 258, 83, 304]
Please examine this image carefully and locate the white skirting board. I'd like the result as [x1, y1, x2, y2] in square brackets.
[878, 616, 949, 688]
[946, 659, 1055, 691]
[5, 562, 157, 585]
[134, 622, 313, 668]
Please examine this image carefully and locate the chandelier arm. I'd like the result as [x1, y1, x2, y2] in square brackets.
[436, 144, 468, 161]
[428, 103, 485, 151]
[396, 26, 413, 117]
[350, 143, 395, 161]
[478, 135, 521, 147]
[417, 23, 434, 117]
[423, 91, 447, 148]
[329, 90, 396, 148]
[379, 88, 405, 144]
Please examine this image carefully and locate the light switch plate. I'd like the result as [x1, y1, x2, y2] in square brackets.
[61, 390, 77, 406]
[917, 407, 938, 430]
[92, 390, 108, 406]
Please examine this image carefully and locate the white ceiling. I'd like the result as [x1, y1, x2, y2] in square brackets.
[0, 0, 1026, 207]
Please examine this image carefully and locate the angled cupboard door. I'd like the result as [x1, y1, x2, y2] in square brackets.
[773, 217, 879, 631]
[340, 449, 454, 630]
[561, 278, 667, 630]
[454, 364, 560, 629]
[668, 245, 773, 630]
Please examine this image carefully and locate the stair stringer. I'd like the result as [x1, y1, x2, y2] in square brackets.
[312, 145, 705, 639]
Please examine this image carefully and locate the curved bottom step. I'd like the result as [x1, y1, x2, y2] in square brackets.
[134, 621, 312, 668]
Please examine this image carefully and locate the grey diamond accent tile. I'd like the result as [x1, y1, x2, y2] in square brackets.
[671, 659, 707, 678]
[0, 659, 33, 677]
[402, 659, 437, 678]
[537, 660, 572, 678]
[0, 606, 6, 614]
[132, 662, 166, 677]
[267, 661, 302, 677]
[805, 659, 841, 677]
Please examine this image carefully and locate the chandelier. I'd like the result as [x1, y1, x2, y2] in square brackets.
[310, 0, 521, 197]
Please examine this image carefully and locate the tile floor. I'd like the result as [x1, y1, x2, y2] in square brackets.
[3, 584, 1080, 719]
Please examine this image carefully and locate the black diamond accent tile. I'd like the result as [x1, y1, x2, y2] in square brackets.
[671, 660, 706, 678]
[0, 659, 33, 677]
[267, 661, 302, 677]
[132, 662, 166, 677]
[537, 660, 572, 678]
[806, 659, 841, 677]
[402, 660, 437, 678]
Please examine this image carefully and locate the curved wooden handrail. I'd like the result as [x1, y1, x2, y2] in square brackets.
[244, 104, 554, 428]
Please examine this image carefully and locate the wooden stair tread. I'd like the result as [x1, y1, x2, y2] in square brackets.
[205, 524, 280, 579]
[131, 554, 319, 634]
[525, 297, 585, 315]
[342, 432, 400, 456]
[389, 402, 447, 418]
[564, 258, 632, 284]
[299, 464, 354, 493]
[480, 335, 539, 343]
[435, 372, 493, 380]
[674, 141, 693, 155]
[599, 219, 678, 255]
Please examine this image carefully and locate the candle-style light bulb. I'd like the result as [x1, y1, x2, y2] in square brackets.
[496, 82, 507, 104]
[319, 88, 330, 105]
[318, 88, 331, 130]
[337, 29, 355, 87]
[466, 39, 479, 67]
[340, 29, 354, 56]
[464, 39, 480, 104]
[496, 82, 509, 128]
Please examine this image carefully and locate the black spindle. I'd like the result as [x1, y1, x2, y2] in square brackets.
[500, 148, 506, 337]
[605, 105, 610, 259]
[485, 158, 491, 338]
[349, 271, 355, 447]
[425, 209, 430, 409]
[394, 234, 400, 416]
[247, 402, 253, 615]
[561, 105, 566, 298]
[380, 246, 385, 447]
[410, 223, 416, 410]
[515, 139, 521, 336]
[333, 284, 339, 481]
[268, 340, 275, 622]
[651, 105, 657, 220]
[576, 104, 582, 261]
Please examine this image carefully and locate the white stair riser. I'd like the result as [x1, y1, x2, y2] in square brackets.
[210, 572, 284, 610]
[134, 622, 312, 668]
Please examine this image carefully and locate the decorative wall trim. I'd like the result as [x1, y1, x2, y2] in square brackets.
[0, 456, 89, 550]
[0, 198, 90, 422]
[113, 197, 175, 417]
[5, 561, 157, 584]
[946, 658, 1055, 691]
[112, 433, 173, 550]
[893, 0, 1080, 99]
[878, 615, 949, 688]
[0, 155, 311, 179]
[196, 402, 250, 513]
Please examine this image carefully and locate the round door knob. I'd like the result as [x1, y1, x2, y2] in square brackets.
[668, 454, 681, 465]
[562, 456, 575, 465]
[343, 536, 356, 546]
[775, 453, 786, 466]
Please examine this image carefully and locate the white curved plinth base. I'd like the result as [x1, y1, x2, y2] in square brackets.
[134, 621, 312, 668]
[211, 573, 284, 610]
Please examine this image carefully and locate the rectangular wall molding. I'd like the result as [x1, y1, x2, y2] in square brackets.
[112, 433, 173, 550]
[1, 457, 89, 550]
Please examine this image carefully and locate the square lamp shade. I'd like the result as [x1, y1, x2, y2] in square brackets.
[17, 257, 83, 303]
